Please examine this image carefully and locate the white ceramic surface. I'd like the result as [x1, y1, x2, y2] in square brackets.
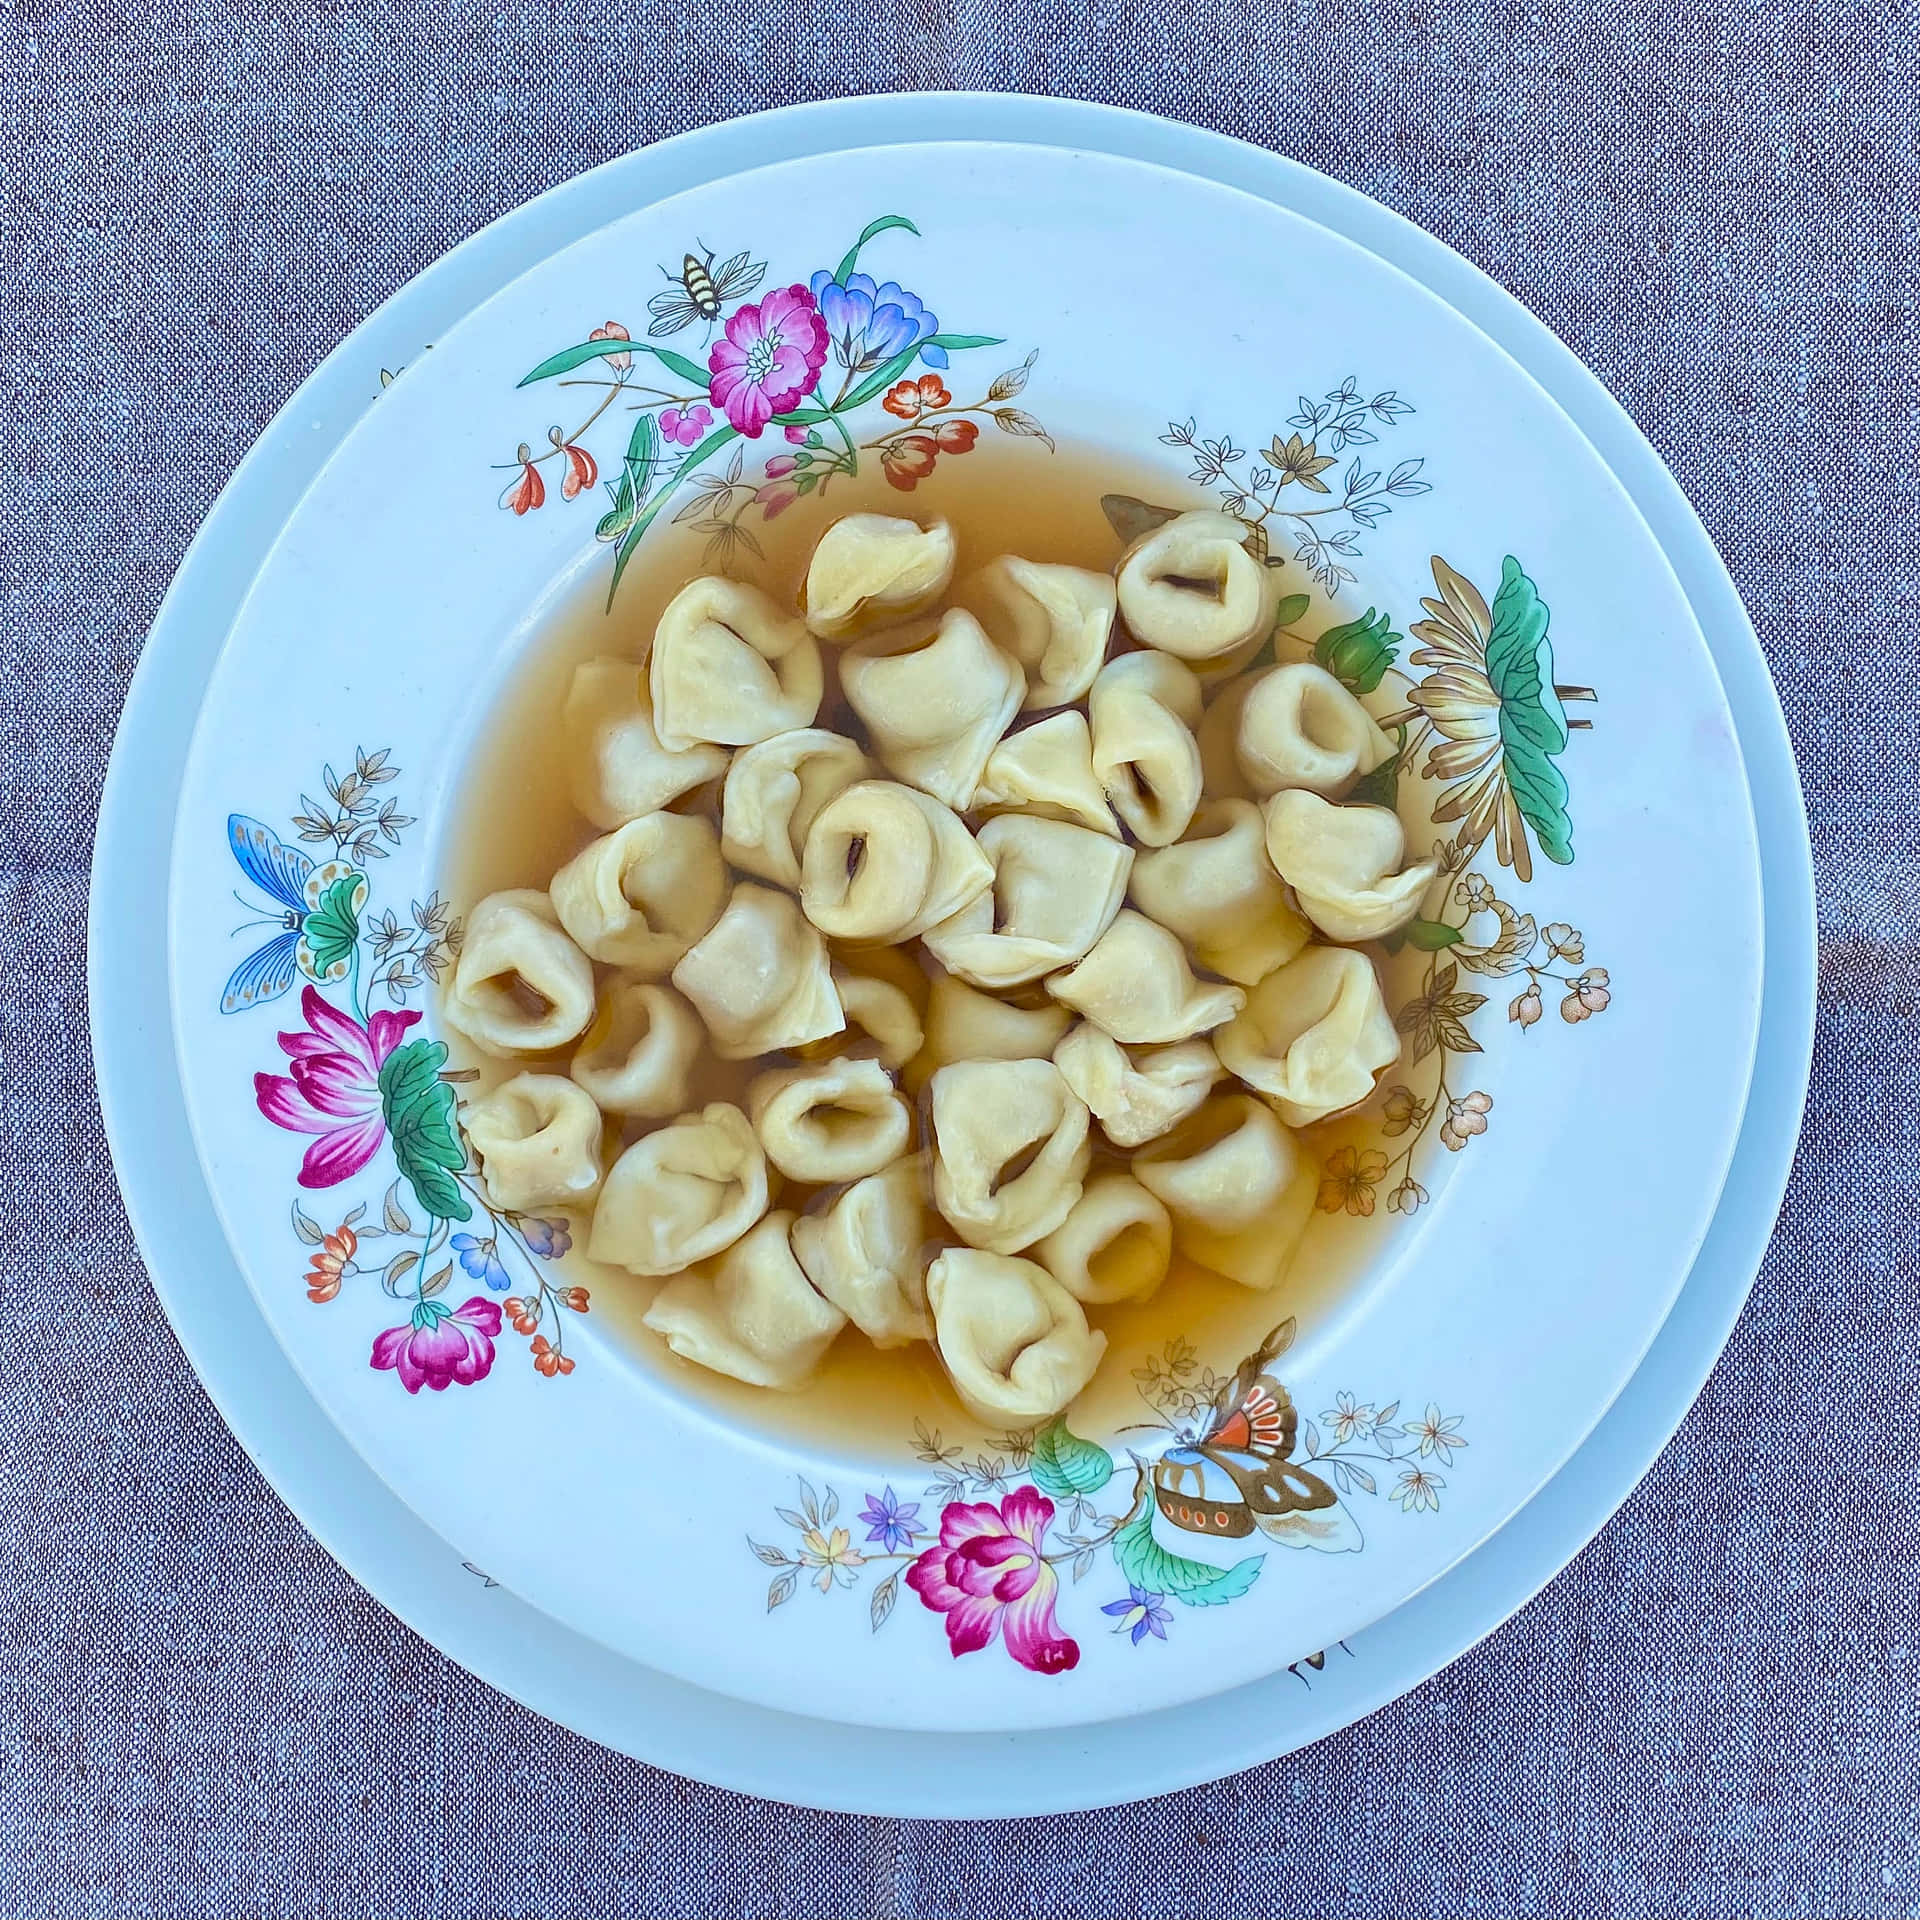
[102, 100, 1798, 1791]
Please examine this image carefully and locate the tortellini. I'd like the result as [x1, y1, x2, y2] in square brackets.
[561, 657, 729, 830]
[840, 608, 1022, 808]
[926, 1249, 1107, 1424]
[569, 979, 703, 1118]
[1115, 510, 1277, 661]
[463, 1073, 604, 1212]
[649, 577, 822, 752]
[1052, 1021, 1220, 1150]
[442, 890, 595, 1057]
[929, 1058, 1090, 1254]
[1215, 944, 1400, 1127]
[720, 728, 872, 889]
[456, 503, 1452, 1416]
[590, 1101, 768, 1276]
[798, 780, 991, 944]
[1088, 650, 1205, 846]
[804, 513, 955, 639]
[791, 1156, 932, 1348]
[922, 815, 1132, 989]
[1132, 1095, 1310, 1291]
[746, 1057, 911, 1185]
[670, 882, 843, 1059]
[644, 1211, 846, 1390]
[1194, 673, 1258, 802]
[1263, 789, 1439, 942]
[967, 555, 1115, 709]
[973, 710, 1118, 836]
[827, 954, 924, 1069]
[548, 812, 727, 973]
[1237, 662, 1395, 799]
[1129, 798, 1312, 985]
[1031, 1174, 1172, 1305]
[920, 974, 1073, 1070]
[1046, 909, 1244, 1045]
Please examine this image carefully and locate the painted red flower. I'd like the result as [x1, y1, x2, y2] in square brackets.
[934, 418, 978, 454]
[504, 1296, 540, 1336]
[503, 444, 545, 515]
[530, 1334, 575, 1378]
[305, 1224, 357, 1303]
[882, 373, 951, 420]
[561, 1286, 590, 1313]
[881, 433, 939, 491]
[549, 427, 597, 499]
[371, 1296, 500, 1394]
[707, 285, 828, 438]
[588, 319, 632, 372]
[906, 1486, 1079, 1673]
[254, 987, 419, 1188]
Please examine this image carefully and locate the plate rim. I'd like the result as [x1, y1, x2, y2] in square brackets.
[90, 91, 1814, 1815]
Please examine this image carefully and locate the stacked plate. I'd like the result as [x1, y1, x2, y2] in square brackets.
[91, 95, 1813, 1816]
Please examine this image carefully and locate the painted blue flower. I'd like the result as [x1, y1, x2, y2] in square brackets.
[450, 1232, 510, 1291]
[858, 1485, 922, 1553]
[1100, 1585, 1173, 1646]
[808, 270, 944, 372]
[520, 1217, 572, 1259]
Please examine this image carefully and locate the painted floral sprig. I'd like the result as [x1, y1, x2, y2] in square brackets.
[1161, 380, 1429, 590]
[499, 214, 1050, 602]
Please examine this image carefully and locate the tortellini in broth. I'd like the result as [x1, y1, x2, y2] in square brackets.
[921, 814, 1132, 989]
[649, 576, 822, 752]
[450, 492, 1439, 1425]
[839, 608, 1022, 809]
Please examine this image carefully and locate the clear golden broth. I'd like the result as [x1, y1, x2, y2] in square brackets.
[440, 436, 1391, 1464]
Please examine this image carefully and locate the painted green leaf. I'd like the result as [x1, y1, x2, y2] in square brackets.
[1272, 592, 1312, 628]
[1405, 918, 1465, 951]
[377, 1038, 471, 1222]
[608, 424, 738, 604]
[920, 331, 1003, 352]
[1484, 556, 1575, 866]
[1110, 1501, 1262, 1609]
[518, 338, 708, 388]
[832, 213, 921, 285]
[1028, 1420, 1114, 1500]
[300, 875, 363, 980]
[837, 344, 923, 414]
[1348, 724, 1406, 810]
[597, 411, 659, 543]
[1314, 606, 1399, 694]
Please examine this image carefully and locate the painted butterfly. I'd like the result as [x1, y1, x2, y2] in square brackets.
[1152, 1319, 1342, 1544]
[220, 814, 365, 1014]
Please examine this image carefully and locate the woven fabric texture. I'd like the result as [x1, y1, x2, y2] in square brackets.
[2, 4, 1910, 1915]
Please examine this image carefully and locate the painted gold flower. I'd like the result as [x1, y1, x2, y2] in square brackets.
[1398, 556, 1582, 884]
[1318, 1144, 1389, 1216]
[1265, 432, 1338, 493]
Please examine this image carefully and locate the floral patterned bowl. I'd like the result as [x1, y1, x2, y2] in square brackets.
[166, 139, 1762, 1733]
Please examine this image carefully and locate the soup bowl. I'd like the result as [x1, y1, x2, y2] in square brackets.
[166, 138, 1760, 1731]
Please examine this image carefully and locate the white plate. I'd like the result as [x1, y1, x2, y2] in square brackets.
[97, 90, 1804, 1804]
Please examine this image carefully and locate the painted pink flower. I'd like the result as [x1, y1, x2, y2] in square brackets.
[371, 1296, 500, 1394]
[660, 402, 713, 448]
[707, 285, 828, 438]
[754, 480, 799, 519]
[254, 986, 418, 1188]
[906, 1486, 1079, 1674]
[782, 422, 808, 445]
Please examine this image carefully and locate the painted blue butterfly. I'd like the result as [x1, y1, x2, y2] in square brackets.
[220, 815, 319, 1014]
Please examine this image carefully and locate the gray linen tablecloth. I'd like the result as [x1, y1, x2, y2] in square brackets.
[2, 5, 1907, 1914]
